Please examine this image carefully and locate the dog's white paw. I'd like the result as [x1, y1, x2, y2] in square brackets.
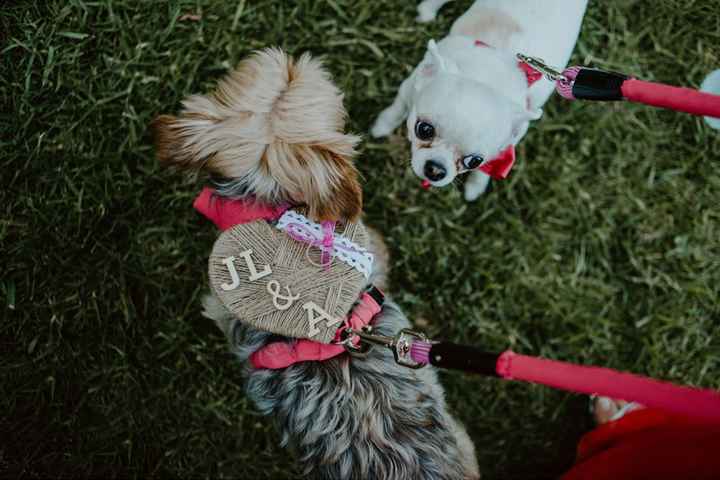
[370, 112, 396, 138]
[416, 2, 438, 23]
[464, 172, 491, 202]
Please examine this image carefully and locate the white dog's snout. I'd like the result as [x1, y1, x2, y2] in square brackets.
[412, 147, 456, 187]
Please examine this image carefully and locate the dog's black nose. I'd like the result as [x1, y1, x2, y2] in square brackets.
[423, 160, 447, 182]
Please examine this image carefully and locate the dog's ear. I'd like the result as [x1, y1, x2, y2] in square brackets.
[151, 90, 230, 172]
[420, 39, 460, 79]
[299, 140, 363, 223]
[150, 114, 182, 167]
[150, 109, 220, 171]
[311, 172, 363, 223]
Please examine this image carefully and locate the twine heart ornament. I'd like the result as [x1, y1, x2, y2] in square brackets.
[208, 212, 371, 343]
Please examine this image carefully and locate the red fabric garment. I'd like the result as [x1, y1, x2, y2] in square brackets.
[562, 408, 720, 480]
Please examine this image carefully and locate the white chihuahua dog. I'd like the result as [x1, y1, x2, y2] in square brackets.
[372, 0, 588, 200]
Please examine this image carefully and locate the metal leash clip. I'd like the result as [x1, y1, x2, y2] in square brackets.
[338, 326, 429, 369]
[516, 53, 569, 83]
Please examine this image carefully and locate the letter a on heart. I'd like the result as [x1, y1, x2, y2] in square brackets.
[303, 301, 342, 338]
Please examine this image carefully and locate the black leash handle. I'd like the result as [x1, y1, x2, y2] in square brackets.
[342, 327, 503, 374]
[427, 342, 501, 377]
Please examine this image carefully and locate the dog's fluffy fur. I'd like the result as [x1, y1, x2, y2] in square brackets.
[153, 48, 479, 479]
[372, 0, 587, 201]
[153, 49, 362, 223]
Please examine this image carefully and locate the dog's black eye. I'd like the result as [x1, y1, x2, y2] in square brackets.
[462, 154, 484, 170]
[415, 121, 435, 141]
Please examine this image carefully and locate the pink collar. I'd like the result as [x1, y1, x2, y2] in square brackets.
[194, 187, 383, 369]
[193, 187, 287, 230]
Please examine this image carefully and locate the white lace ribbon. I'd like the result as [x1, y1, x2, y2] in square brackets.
[276, 210, 374, 278]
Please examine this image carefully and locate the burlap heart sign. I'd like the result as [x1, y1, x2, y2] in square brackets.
[208, 210, 373, 344]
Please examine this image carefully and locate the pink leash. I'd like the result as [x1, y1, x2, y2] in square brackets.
[519, 54, 720, 120]
[409, 340, 720, 423]
[340, 327, 720, 424]
[621, 79, 720, 118]
[557, 64, 720, 118]
[496, 351, 720, 422]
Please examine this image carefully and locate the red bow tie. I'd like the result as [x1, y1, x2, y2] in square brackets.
[477, 144, 515, 180]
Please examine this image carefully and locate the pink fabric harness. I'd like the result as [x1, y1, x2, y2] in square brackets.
[194, 187, 381, 369]
[249, 291, 382, 369]
[193, 187, 287, 230]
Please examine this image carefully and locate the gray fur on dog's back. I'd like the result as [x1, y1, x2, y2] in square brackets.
[206, 296, 479, 479]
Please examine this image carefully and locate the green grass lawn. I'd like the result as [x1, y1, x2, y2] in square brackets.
[2, 1, 719, 478]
